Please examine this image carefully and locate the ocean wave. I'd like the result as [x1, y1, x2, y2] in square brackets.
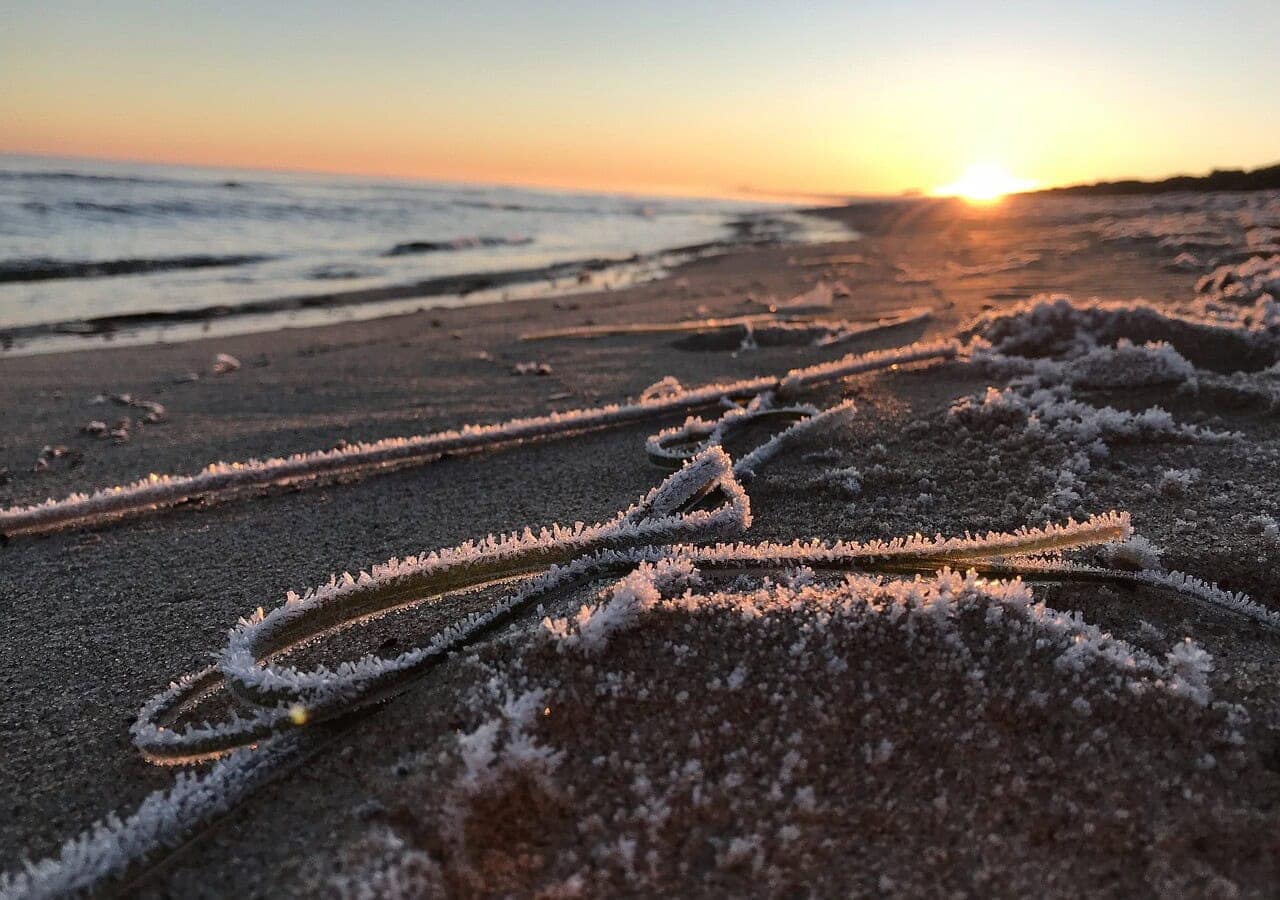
[452, 199, 662, 217]
[382, 235, 534, 256]
[452, 200, 542, 212]
[21, 198, 384, 221]
[0, 254, 271, 284]
[308, 264, 383, 281]
[22, 199, 207, 218]
[0, 161, 785, 340]
[0, 168, 199, 187]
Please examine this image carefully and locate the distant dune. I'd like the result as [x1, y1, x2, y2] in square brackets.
[1036, 161, 1280, 196]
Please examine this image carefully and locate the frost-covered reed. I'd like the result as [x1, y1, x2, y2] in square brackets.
[134, 447, 752, 764]
[644, 391, 857, 480]
[0, 340, 958, 538]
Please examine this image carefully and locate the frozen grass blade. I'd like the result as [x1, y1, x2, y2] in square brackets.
[645, 393, 818, 469]
[0, 339, 957, 538]
[947, 557, 1280, 632]
[0, 740, 301, 900]
[131, 447, 751, 765]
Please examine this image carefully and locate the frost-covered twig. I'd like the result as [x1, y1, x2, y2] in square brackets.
[939, 557, 1280, 632]
[0, 739, 299, 900]
[698, 512, 1131, 572]
[132, 448, 751, 765]
[0, 340, 957, 537]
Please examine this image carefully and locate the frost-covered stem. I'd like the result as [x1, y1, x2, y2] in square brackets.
[908, 514, 1131, 564]
[645, 402, 817, 469]
[0, 738, 300, 900]
[0, 340, 957, 538]
[733, 400, 856, 480]
[133, 509, 1135, 761]
[958, 558, 1280, 631]
[132, 448, 751, 764]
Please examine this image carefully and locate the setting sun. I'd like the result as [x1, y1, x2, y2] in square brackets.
[932, 163, 1037, 203]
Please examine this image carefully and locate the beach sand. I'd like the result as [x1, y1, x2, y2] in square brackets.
[2, 198, 1279, 897]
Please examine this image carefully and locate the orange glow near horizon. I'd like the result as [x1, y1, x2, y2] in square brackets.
[931, 164, 1038, 203]
[3, 5, 1279, 202]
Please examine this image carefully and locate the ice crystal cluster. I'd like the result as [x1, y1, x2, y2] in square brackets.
[953, 295, 1263, 517]
[964, 294, 1280, 418]
[964, 294, 1278, 368]
[1198, 255, 1280, 317]
[947, 382, 1228, 519]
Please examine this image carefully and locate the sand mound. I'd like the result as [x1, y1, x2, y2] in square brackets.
[332, 568, 1266, 898]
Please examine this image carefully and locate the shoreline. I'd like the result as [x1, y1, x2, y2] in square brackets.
[0, 211, 851, 357]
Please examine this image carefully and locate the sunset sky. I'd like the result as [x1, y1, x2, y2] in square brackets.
[3, 0, 1279, 199]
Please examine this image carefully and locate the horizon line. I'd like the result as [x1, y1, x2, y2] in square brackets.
[6, 148, 1273, 207]
[0, 148, 863, 208]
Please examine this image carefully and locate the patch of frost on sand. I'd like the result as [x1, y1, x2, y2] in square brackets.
[336, 568, 1257, 897]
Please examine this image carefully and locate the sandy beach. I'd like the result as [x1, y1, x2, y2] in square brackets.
[3, 195, 1280, 897]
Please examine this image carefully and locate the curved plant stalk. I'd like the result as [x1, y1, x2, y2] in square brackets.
[679, 512, 1131, 575]
[131, 447, 751, 765]
[922, 556, 1280, 631]
[0, 739, 303, 900]
[0, 340, 958, 538]
[645, 392, 817, 468]
[645, 390, 857, 482]
[133, 508, 1129, 766]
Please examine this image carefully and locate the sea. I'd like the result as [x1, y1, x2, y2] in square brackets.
[0, 155, 846, 352]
